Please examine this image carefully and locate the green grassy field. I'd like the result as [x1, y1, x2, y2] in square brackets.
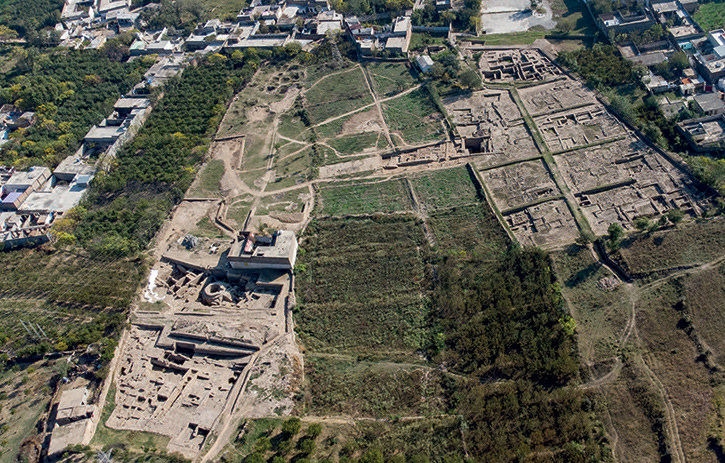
[226, 195, 254, 227]
[635, 279, 716, 462]
[409, 166, 480, 210]
[277, 113, 310, 142]
[257, 187, 309, 215]
[295, 216, 429, 353]
[551, 245, 631, 365]
[317, 179, 412, 215]
[0, 359, 56, 463]
[191, 216, 228, 239]
[382, 89, 445, 145]
[326, 132, 381, 155]
[220, 416, 465, 463]
[241, 129, 274, 171]
[305, 67, 374, 125]
[316, 115, 347, 139]
[409, 32, 449, 50]
[365, 62, 418, 98]
[188, 159, 224, 197]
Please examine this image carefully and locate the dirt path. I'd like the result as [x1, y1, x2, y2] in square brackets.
[361, 65, 395, 148]
[404, 178, 437, 247]
[305, 65, 362, 93]
[639, 352, 687, 463]
[311, 83, 421, 129]
[571, 245, 725, 462]
[219, 138, 248, 197]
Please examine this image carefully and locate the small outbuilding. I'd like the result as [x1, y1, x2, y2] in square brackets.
[416, 55, 434, 73]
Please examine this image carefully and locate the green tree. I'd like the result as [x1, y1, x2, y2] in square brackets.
[669, 51, 689, 72]
[556, 16, 576, 34]
[360, 448, 384, 463]
[298, 437, 316, 455]
[667, 208, 684, 224]
[307, 423, 322, 439]
[0, 25, 18, 41]
[407, 455, 430, 463]
[607, 223, 624, 250]
[459, 69, 482, 90]
[282, 417, 301, 437]
[253, 436, 271, 453]
[243, 453, 264, 463]
[576, 229, 595, 245]
[633, 216, 650, 231]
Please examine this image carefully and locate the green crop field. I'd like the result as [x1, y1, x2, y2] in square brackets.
[694, 3, 725, 32]
[317, 179, 412, 215]
[428, 203, 509, 257]
[295, 216, 429, 353]
[409, 166, 480, 210]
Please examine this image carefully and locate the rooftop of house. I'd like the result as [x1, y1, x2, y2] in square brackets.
[650, 0, 678, 14]
[694, 92, 725, 112]
[58, 387, 88, 411]
[416, 54, 434, 67]
[598, 10, 652, 27]
[393, 15, 411, 33]
[98, 0, 130, 14]
[114, 97, 151, 111]
[19, 179, 91, 213]
[628, 51, 668, 67]
[695, 52, 725, 73]
[84, 124, 126, 142]
[6, 167, 50, 189]
[53, 155, 96, 180]
[678, 115, 725, 145]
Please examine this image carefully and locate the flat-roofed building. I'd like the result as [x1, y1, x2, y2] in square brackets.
[227, 230, 298, 271]
[0, 167, 51, 211]
[694, 92, 725, 116]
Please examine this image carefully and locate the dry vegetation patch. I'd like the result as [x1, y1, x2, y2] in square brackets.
[615, 217, 725, 275]
[303, 355, 450, 418]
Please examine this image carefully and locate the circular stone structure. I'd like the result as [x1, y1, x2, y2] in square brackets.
[202, 281, 235, 305]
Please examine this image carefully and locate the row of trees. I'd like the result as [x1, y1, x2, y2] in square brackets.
[411, 0, 481, 32]
[69, 52, 260, 257]
[0, 47, 151, 168]
[329, 0, 414, 19]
